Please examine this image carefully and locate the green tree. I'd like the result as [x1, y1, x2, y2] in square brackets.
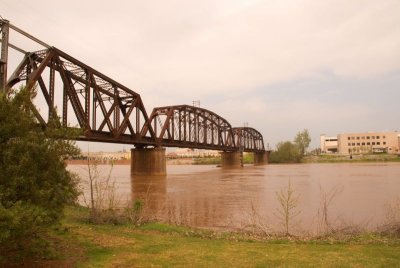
[269, 141, 302, 163]
[0, 88, 79, 254]
[294, 129, 311, 156]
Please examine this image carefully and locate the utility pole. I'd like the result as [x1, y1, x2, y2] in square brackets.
[0, 19, 9, 92]
[192, 100, 200, 107]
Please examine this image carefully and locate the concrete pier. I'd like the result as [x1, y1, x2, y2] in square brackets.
[131, 147, 166, 176]
[221, 151, 243, 167]
[254, 151, 270, 165]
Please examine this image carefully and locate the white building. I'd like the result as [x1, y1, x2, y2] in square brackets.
[321, 131, 400, 155]
[320, 134, 338, 153]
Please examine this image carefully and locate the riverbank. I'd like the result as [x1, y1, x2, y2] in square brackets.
[66, 153, 400, 166]
[3, 206, 400, 267]
[303, 153, 400, 163]
[66, 156, 245, 166]
[66, 158, 195, 165]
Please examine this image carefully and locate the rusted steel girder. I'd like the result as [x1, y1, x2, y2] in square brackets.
[6, 47, 267, 152]
[233, 127, 265, 152]
[4, 19, 268, 153]
[144, 105, 237, 151]
[7, 47, 156, 146]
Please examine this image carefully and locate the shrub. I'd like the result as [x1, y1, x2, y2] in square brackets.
[0, 88, 79, 255]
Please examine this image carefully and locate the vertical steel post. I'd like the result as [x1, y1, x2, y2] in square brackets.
[48, 60, 55, 121]
[85, 71, 91, 128]
[0, 20, 10, 92]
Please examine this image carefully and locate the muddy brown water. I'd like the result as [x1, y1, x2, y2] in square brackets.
[68, 163, 400, 234]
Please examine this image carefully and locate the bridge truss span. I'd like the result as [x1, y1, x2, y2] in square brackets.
[145, 105, 236, 151]
[7, 47, 156, 145]
[1, 19, 268, 154]
[233, 127, 265, 152]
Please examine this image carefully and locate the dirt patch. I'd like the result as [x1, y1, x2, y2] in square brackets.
[1, 237, 86, 268]
[72, 226, 135, 247]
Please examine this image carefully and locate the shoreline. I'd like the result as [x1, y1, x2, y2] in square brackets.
[65, 158, 195, 165]
[66, 156, 400, 166]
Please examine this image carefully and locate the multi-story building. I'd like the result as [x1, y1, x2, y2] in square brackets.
[320, 135, 338, 153]
[321, 131, 400, 155]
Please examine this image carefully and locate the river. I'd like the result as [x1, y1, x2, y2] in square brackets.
[68, 163, 400, 234]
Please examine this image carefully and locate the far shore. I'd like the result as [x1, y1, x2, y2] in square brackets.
[66, 153, 400, 166]
[66, 158, 195, 165]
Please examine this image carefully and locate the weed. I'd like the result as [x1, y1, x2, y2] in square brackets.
[274, 179, 301, 236]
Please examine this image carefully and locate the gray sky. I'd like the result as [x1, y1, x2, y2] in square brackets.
[1, 0, 399, 151]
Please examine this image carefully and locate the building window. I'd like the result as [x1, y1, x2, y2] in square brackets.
[377, 142, 380, 145]
[377, 136, 380, 139]
[383, 136, 386, 139]
[367, 142, 370, 145]
[362, 142, 365, 145]
[351, 137, 355, 140]
[367, 136, 370, 139]
[372, 142, 375, 145]
[357, 143, 360, 146]
[352, 143, 355, 146]
[383, 142, 386, 145]
[357, 137, 360, 140]
[371, 136, 375, 139]
[348, 137, 350, 140]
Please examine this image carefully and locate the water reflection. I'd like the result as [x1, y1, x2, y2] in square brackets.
[131, 174, 167, 219]
[131, 172, 235, 227]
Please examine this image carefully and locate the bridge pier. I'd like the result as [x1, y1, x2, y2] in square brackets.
[221, 151, 243, 167]
[254, 151, 270, 165]
[131, 147, 166, 176]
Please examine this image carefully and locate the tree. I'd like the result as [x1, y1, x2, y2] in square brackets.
[0, 88, 79, 253]
[269, 129, 312, 163]
[294, 129, 311, 156]
[269, 141, 302, 163]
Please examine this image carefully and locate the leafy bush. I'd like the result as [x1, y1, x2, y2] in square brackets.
[0, 88, 79, 254]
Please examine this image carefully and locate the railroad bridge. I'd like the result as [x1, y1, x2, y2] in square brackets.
[0, 19, 269, 175]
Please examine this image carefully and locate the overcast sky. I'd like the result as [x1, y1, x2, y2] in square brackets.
[1, 0, 399, 151]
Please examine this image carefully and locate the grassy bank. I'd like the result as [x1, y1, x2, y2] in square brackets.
[303, 153, 400, 164]
[193, 153, 254, 165]
[3, 206, 400, 267]
[194, 153, 400, 165]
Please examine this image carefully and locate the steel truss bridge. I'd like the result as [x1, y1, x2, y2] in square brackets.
[0, 19, 266, 153]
